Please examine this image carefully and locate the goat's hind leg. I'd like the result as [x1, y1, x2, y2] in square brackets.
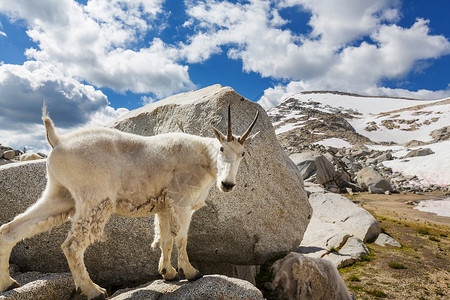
[154, 212, 179, 281]
[0, 183, 75, 293]
[62, 198, 112, 300]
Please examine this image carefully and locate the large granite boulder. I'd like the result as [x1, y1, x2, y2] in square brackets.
[0, 85, 311, 287]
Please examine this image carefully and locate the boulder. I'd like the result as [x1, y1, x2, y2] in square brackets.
[289, 151, 337, 185]
[0, 272, 79, 300]
[111, 275, 263, 300]
[304, 193, 380, 243]
[404, 147, 434, 158]
[356, 167, 393, 192]
[271, 252, 352, 300]
[299, 192, 380, 268]
[0, 85, 311, 287]
[2, 150, 15, 160]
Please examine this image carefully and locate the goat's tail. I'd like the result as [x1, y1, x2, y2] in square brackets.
[42, 102, 60, 148]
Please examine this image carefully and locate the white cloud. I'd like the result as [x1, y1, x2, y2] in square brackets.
[0, 0, 194, 97]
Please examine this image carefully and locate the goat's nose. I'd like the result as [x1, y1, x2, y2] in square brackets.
[221, 181, 235, 191]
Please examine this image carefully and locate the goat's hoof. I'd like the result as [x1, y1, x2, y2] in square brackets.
[91, 293, 107, 300]
[163, 273, 180, 281]
[187, 272, 203, 282]
[177, 268, 184, 275]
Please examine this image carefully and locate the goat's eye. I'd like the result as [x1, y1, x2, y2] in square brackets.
[220, 147, 224, 152]
[241, 152, 245, 157]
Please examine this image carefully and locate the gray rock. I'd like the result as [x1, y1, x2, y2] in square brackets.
[357, 167, 393, 192]
[430, 125, 450, 141]
[0, 272, 78, 300]
[404, 147, 434, 158]
[290, 151, 337, 185]
[303, 193, 381, 244]
[271, 252, 352, 300]
[111, 275, 263, 300]
[2, 150, 15, 160]
[0, 159, 14, 166]
[368, 185, 386, 194]
[0, 85, 311, 287]
[374, 233, 401, 247]
[374, 152, 392, 163]
[324, 237, 369, 268]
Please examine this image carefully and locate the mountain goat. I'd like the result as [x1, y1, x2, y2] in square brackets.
[0, 104, 259, 300]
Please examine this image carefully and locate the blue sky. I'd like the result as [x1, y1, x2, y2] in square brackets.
[0, 0, 449, 152]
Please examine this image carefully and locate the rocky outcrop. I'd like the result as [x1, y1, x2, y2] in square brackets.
[0, 85, 311, 288]
[271, 252, 352, 300]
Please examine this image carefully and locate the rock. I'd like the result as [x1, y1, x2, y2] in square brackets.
[374, 152, 392, 163]
[2, 150, 15, 160]
[299, 193, 380, 268]
[290, 151, 337, 185]
[0, 85, 311, 287]
[111, 275, 263, 300]
[0, 272, 79, 300]
[404, 147, 434, 158]
[19, 153, 44, 161]
[0, 159, 14, 166]
[430, 125, 450, 141]
[357, 167, 393, 192]
[271, 252, 352, 300]
[374, 233, 401, 248]
[304, 193, 381, 243]
[368, 185, 386, 194]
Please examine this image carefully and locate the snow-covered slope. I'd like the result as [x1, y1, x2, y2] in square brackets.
[267, 91, 450, 187]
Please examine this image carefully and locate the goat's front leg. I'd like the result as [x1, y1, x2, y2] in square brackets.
[62, 199, 112, 300]
[155, 212, 179, 281]
[175, 207, 202, 281]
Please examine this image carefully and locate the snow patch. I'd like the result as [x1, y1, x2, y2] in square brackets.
[414, 198, 450, 217]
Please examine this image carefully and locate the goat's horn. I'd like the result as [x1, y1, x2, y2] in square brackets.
[227, 103, 232, 142]
[239, 110, 259, 144]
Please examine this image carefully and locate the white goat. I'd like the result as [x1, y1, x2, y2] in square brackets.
[0, 104, 259, 300]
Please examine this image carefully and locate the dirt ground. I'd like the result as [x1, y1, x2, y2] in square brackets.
[340, 192, 449, 299]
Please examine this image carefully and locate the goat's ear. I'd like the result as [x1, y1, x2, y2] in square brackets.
[241, 131, 260, 146]
[210, 125, 225, 143]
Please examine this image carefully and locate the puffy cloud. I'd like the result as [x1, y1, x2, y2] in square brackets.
[0, 0, 194, 97]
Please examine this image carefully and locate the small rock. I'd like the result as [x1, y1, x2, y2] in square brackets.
[374, 233, 401, 247]
[2, 150, 15, 160]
